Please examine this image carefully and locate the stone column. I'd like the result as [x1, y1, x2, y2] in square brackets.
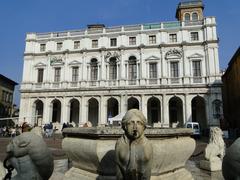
[43, 98, 51, 125]
[185, 94, 192, 123]
[99, 96, 107, 126]
[162, 94, 169, 127]
[141, 95, 147, 118]
[80, 97, 88, 126]
[62, 97, 70, 124]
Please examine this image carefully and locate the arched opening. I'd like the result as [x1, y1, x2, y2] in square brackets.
[52, 99, 61, 123]
[147, 97, 161, 126]
[169, 97, 183, 127]
[184, 13, 190, 21]
[128, 97, 139, 110]
[88, 98, 99, 126]
[70, 99, 80, 126]
[34, 100, 43, 125]
[107, 98, 119, 120]
[191, 96, 207, 130]
[192, 12, 198, 21]
[109, 57, 117, 80]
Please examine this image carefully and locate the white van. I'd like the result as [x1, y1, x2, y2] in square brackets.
[185, 122, 200, 137]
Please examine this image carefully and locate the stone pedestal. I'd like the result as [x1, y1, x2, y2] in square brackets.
[62, 127, 196, 180]
[200, 158, 222, 171]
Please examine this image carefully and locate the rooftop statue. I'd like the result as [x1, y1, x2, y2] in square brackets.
[4, 132, 54, 180]
[115, 109, 153, 180]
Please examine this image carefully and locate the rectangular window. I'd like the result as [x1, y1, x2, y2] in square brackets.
[169, 34, 177, 43]
[40, 44, 46, 52]
[72, 67, 79, 82]
[57, 42, 63, 50]
[1, 91, 4, 101]
[110, 38, 117, 47]
[191, 32, 199, 41]
[54, 68, 61, 82]
[192, 61, 201, 77]
[92, 40, 98, 48]
[149, 35, 156, 44]
[37, 68, 44, 83]
[149, 63, 157, 78]
[109, 64, 117, 80]
[129, 37, 136, 45]
[74, 41, 80, 49]
[170, 62, 179, 77]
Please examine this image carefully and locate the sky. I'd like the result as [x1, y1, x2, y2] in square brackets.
[0, 0, 239, 106]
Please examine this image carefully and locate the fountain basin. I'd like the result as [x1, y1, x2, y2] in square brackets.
[62, 127, 195, 180]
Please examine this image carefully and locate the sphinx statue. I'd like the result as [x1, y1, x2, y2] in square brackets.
[115, 109, 153, 180]
[4, 132, 54, 180]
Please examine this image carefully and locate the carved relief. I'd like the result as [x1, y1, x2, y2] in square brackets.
[104, 51, 121, 63]
[165, 49, 182, 59]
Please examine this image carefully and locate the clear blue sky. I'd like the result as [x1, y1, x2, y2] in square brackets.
[0, 0, 239, 106]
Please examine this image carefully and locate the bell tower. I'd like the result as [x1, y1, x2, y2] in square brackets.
[176, 0, 204, 21]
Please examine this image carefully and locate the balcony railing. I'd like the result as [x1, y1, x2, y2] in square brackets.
[33, 18, 212, 40]
[21, 76, 210, 91]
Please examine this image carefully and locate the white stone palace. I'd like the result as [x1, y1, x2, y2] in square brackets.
[19, 0, 222, 130]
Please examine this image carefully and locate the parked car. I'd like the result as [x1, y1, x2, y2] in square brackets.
[185, 122, 200, 138]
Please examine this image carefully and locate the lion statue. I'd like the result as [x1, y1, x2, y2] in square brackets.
[204, 127, 225, 161]
[5, 132, 54, 180]
[222, 137, 240, 180]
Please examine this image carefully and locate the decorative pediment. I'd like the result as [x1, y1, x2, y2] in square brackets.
[145, 55, 160, 61]
[188, 53, 204, 59]
[50, 56, 65, 66]
[104, 51, 121, 63]
[34, 62, 46, 68]
[165, 49, 182, 59]
[68, 60, 81, 66]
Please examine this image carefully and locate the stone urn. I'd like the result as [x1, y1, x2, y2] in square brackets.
[62, 127, 195, 180]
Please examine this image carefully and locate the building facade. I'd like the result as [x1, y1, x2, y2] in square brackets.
[0, 74, 18, 118]
[222, 47, 240, 130]
[19, 1, 222, 130]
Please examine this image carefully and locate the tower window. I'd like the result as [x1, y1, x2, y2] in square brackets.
[184, 13, 190, 21]
[74, 41, 80, 49]
[129, 37, 136, 45]
[192, 12, 198, 21]
[92, 40, 98, 48]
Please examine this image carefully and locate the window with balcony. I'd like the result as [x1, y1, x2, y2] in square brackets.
[192, 60, 202, 83]
[128, 56, 137, 84]
[74, 41, 80, 49]
[92, 40, 98, 48]
[40, 44, 46, 52]
[129, 37, 136, 45]
[90, 59, 98, 80]
[110, 38, 117, 47]
[149, 63, 157, 78]
[191, 32, 199, 41]
[170, 62, 179, 83]
[72, 67, 79, 82]
[169, 33, 177, 43]
[54, 67, 61, 82]
[184, 13, 190, 21]
[57, 42, 63, 51]
[37, 68, 44, 83]
[109, 57, 117, 80]
[192, 12, 198, 21]
[149, 35, 156, 44]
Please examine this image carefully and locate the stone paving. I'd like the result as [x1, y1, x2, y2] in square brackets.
[0, 136, 225, 179]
